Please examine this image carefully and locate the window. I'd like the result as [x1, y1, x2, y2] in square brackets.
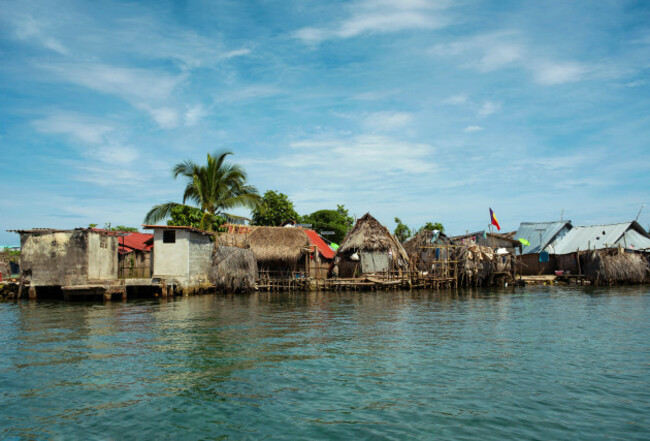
[163, 230, 176, 243]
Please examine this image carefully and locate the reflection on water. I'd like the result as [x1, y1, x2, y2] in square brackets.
[1, 287, 649, 440]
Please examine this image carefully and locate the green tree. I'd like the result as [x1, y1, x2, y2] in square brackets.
[301, 205, 354, 243]
[167, 205, 227, 232]
[394, 217, 412, 243]
[421, 222, 444, 233]
[144, 151, 260, 231]
[251, 190, 300, 226]
[88, 223, 138, 232]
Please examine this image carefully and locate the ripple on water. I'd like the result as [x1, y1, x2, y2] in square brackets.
[0, 287, 649, 440]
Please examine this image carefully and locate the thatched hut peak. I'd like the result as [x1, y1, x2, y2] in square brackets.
[335, 213, 410, 277]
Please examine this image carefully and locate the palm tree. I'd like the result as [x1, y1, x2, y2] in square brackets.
[143, 151, 261, 231]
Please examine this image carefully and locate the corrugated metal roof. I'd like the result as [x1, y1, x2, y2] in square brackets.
[514, 221, 572, 254]
[118, 232, 154, 252]
[304, 229, 336, 260]
[616, 229, 650, 251]
[553, 222, 649, 254]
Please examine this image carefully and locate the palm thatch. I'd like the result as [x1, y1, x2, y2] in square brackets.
[337, 213, 410, 269]
[403, 229, 451, 258]
[209, 246, 258, 292]
[455, 244, 497, 286]
[583, 249, 649, 284]
[245, 227, 311, 266]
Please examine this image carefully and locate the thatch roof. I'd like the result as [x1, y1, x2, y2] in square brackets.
[583, 250, 649, 284]
[338, 213, 409, 262]
[0, 261, 10, 277]
[245, 227, 311, 264]
[209, 246, 258, 292]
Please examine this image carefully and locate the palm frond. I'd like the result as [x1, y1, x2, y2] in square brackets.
[143, 202, 181, 224]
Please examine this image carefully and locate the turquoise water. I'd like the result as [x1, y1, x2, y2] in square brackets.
[1, 287, 649, 440]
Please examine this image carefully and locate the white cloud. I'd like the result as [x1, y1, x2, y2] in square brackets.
[32, 114, 114, 144]
[184, 104, 209, 127]
[442, 94, 468, 105]
[463, 125, 483, 133]
[10, 14, 69, 55]
[295, 0, 451, 43]
[362, 112, 412, 131]
[432, 31, 593, 86]
[533, 61, 588, 85]
[41, 62, 186, 128]
[478, 101, 500, 117]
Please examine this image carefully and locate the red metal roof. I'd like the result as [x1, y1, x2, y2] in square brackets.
[118, 232, 154, 253]
[304, 229, 336, 260]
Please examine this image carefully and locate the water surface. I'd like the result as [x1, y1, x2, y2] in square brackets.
[1, 286, 649, 440]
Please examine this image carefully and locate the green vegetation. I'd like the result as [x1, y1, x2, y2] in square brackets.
[144, 151, 260, 231]
[251, 190, 300, 226]
[167, 205, 227, 232]
[302, 205, 354, 243]
[88, 223, 138, 232]
[394, 217, 412, 243]
[421, 222, 444, 233]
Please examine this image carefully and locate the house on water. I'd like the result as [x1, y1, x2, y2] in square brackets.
[9, 228, 121, 299]
[552, 221, 650, 274]
[143, 225, 213, 293]
[514, 221, 573, 275]
[334, 213, 410, 278]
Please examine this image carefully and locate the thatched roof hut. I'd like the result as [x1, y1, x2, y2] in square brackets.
[245, 227, 312, 271]
[403, 229, 452, 258]
[403, 229, 453, 275]
[582, 249, 649, 285]
[335, 213, 410, 277]
[209, 246, 258, 293]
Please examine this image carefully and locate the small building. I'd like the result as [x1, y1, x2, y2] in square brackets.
[553, 221, 650, 274]
[403, 229, 454, 276]
[514, 221, 573, 275]
[9, 228, 120, 298]
[217, 226, 335, 279]
[334, 213, 410, 278]
[117, 232, 154, 278]
[144, 225, 214, 291]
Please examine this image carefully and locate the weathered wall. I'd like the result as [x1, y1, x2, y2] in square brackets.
[517, 253, 557, 275]
[152, 229, 189, 282]
[87, 232, 118, 280]
[188, 232, 213, 285]
[20, 231, 89, 286]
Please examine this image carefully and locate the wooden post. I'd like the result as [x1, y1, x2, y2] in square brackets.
[28, 286, 37, 299]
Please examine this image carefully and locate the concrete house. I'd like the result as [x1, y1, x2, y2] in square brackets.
[144, 225, 213, 292]
[10, 228, 120, 299]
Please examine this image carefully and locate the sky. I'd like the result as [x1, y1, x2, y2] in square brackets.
[1, 0, 649, 245]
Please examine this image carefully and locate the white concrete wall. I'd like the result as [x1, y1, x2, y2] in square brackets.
[152, 229, 190, 283]
[87, 232, 118, 280]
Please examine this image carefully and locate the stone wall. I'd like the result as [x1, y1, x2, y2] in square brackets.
[188, 233, 213, 286]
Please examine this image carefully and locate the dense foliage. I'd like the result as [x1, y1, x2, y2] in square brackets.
[251, 191, 300, 226]
[301, 205, 354, 243]
[421, 222, 445, 233]
[167, 205, 227, 232]
[144, 151, 260, 231]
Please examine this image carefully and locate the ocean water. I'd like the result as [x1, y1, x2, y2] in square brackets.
[0, 286, 649, 440]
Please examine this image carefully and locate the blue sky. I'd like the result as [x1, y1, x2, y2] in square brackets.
[1, 0, 649, 245]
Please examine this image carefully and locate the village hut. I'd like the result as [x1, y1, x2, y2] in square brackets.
[454, 244, 502, 287]
[245, 227, 312, 275]
[582, 249, 649, 285]
[334, 213, 410, 278]
[403, 229, 454, 276]
[209, 246, 258, 293]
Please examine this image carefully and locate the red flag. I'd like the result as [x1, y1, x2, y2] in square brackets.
[489, 207, 501, 231]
